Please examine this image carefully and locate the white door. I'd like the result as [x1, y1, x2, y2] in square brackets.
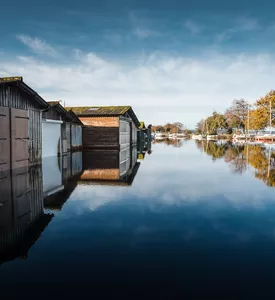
[42, 121, 63, 196]
[42, 121, 61, 158]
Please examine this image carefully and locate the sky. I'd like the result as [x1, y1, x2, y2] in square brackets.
[1, 0, 275, 128]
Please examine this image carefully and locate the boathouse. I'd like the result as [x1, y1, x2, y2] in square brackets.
[0, 76, 49, 169]
[45, 101, 83, 154]
[0, 77, 83, 170]
[137, 122, 152, 144]
[67, 106, 140, 150]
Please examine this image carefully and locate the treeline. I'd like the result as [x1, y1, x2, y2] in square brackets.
[152, 122, 192, 134]
[196, 90, 275, 134]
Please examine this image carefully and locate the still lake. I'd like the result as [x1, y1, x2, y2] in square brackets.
[1, 140, 275, 298]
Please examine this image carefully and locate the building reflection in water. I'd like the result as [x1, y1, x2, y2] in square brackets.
[0, 167, 54, 264]
[195, 140, 275, 187]
[0, 146, 144, 264]
[43, 152, 83, 210]
[137, 137, 152, 160]
[80, 147, 140, 186]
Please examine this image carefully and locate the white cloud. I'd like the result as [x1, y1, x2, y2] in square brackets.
[184, 20, 202, 34]
[2, 40, 275, 127]
[17, 35, 58, 57]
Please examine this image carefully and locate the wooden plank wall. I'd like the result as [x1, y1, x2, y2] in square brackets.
[83, 150, 119, 169]
[0, 166, 44, 252]
[71, 124, 82, 149]
[28, 110, 42, 165]
[66, 123, 71, 152]
[0, 84, 43, 166]
[0, 83, 42, 110]
[29, 166, 44, 223]
[82, 127, 119, 149]
[42, 108, 61, 121]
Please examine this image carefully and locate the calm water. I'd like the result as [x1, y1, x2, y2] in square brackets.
[1, 140, 275, 298]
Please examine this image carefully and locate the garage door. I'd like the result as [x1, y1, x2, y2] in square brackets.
[42, 121, 61, 158]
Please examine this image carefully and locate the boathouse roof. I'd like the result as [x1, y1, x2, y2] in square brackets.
[139, 121, 145, 129]
[0, 76, 49, 108]
[67, 106, 140, 127]
[48, 101, 81, 123]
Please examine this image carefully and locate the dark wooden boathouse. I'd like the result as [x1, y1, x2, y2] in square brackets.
[0, 76, 49, 169]
[0, 77, 83, 170]
[67, 106, 140, 150]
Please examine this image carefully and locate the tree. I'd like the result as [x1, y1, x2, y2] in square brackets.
[205, 111, 227, 135]
[195, 119, 204, 134]
[253, 90, 275, 129]
[225, 99, 249, 129]
[249, 109, 267, 132]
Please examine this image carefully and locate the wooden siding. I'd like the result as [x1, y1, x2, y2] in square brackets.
[71, 124, 82, 149]
[0, 165, 48, 258]
[28, 110, 42, 165]
[66, 123, 71, 151]
[83, 127, 119, 149]
[0, 107, 10, 171]
[81, 169, 120, 181]
[79, 116, 119, 127]
[0, 83, 42, 110]
[11, 108, 29, 169]
[42, 108, 61, 121]
[83, 150, 119, 169]
[71, 152, 83, 176]
[0, 84, 43, 166]
[61, 122, 67, 153]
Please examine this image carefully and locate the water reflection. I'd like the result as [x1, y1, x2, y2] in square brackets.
[195, 140, 275, 186]
[2, 141, 275, 297]
[0, 147, 142, 264]
[137, 137, 152, 160]
[153, 138, 188, 148]
[81, 148, 140, 186]
[0, 167, 54, 264]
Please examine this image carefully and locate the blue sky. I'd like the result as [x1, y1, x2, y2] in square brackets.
[1, 0, 275, 127]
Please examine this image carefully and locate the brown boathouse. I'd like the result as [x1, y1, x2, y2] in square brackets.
[67, 106, 140, 150]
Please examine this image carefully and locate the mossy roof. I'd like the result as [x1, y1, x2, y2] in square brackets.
[66, 106, 131, 116]
[65, 106, 140, 127]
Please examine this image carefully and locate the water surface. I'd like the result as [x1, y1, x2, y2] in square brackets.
[1, 140, 275, 298]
